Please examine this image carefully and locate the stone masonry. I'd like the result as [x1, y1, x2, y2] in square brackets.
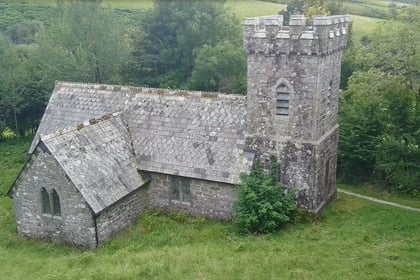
[148, 172, 237, 220]
[11, 145, 97, 248]
[244, 15, 350, 211]
[9, 14, 349, 248]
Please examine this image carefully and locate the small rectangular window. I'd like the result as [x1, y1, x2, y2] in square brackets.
[172, 177, 191, 203]
[173, 182, 181, 201]
[182, 183, 191, 203]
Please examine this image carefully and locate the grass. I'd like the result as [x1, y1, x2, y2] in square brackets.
[342, 0, 409, 18]
[11, 0, 286, 17]
[339, 182, 420, 209]
[225, 0, 286, 20]
[0, 138, 29, 197]
[6, 0, 390, 36]
[1, 139, 420, 279]
[350, 14, 386, 37]
[105, 0, 288, 17]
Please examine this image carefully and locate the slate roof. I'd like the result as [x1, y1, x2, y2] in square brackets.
[30, 82, 254, 186]
[41, 114, 148, 214]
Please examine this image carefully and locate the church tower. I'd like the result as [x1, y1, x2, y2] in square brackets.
[243, 15, 350, 212]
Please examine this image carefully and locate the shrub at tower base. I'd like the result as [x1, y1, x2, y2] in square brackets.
[234, 158, 297, 234]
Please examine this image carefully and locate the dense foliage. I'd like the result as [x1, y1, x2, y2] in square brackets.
[279, 0, 343, 24]
[338, 6, 420, 196]
[0, 0, 245, 139]
[126, 0, 245, 91]
[234, 158, 297, 234]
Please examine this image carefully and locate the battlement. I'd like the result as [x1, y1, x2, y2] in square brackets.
[243, 15, 351, 55]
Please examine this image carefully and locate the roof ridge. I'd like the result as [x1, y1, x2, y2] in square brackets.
[40, 111, 124, 142]
[55, 81, 246, 100]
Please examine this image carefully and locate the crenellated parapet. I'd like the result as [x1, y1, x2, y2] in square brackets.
[243, 14, 351, 56]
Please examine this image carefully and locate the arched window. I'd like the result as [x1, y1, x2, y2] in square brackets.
[41, 188, 51, 214]
[52, 189, 61, 216]
[41, 188, 61, 216]
[276, 83, 290, 116]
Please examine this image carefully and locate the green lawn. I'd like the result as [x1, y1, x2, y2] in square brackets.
[342, 0, 409, 18]
[225, 0, 286, 20]
[12, 0, 286, 17]
[105, 0, 287, 18]
[350, 14, 386, 37]
[339, 183, 420, 209]
[6, 0, 388, 37]
[1, 139, 420, 279]
[0, 139, 29, 197]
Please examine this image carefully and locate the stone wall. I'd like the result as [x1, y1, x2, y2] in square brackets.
[280, 140, 316, 210]
[314, 52, 342, 139]
[11, 145, 97, 248]
[148, 172, 236, 220]
[96, 184, 148, 245]
[243, 14, 349, 212]
[313, 126, 339, 212]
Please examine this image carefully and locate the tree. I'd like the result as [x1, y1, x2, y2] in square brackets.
[32, 0, 129, 85]
[2, 0, 132, 135]
[338, 6, 420, 196]
[280, 0, 343, 25]
[368, 6, 420, 98]
[189, 41, 246, 94]
[279, 0, 304, 25]
[0, 35, 24, 138]
[129, 0, 241, 89]
[3, 20, 43, 45]
[339, 70, 420, 194]
[339, 70, 390, 181]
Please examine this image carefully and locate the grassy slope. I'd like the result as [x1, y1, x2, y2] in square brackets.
[339, 183, 420, 209]
[12, 0, 286, 17]
[225, 1, 286, 19]
[350, 14, 386, 37]
[0, 2, 417, 278]
[10, 0, 381, 35]
[1, 140, 420, 279]
[0, 139, 29, 196]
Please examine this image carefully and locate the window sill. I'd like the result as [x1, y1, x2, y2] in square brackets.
[171, 200, 191, 206]
[42, 213, 62, 220]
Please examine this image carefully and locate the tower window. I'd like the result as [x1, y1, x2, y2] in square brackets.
[276, 83, 290, 116]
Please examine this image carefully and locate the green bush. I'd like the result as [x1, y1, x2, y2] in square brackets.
[234, 158, 297, 234]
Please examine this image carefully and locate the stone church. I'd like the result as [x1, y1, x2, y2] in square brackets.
[8, 15, 350, 248]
